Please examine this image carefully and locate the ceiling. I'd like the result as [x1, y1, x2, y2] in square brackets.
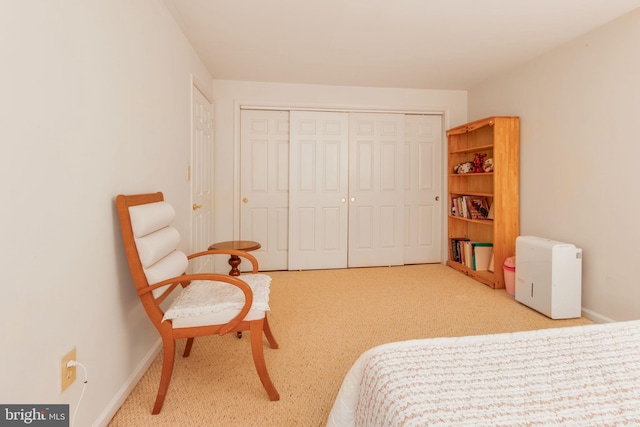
[162, 0, 640, 90]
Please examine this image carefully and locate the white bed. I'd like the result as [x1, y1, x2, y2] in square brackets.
[327, 320, 640, 426]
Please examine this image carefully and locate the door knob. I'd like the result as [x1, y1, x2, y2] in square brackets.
[242, 198, 249, 204]
[435, 196, 440, 201]
[192, 203, 202, 211]
[350, 197, 356, 202]
[341, 198, 346, 203]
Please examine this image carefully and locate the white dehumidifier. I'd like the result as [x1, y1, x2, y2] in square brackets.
[515, 236, 582, 319]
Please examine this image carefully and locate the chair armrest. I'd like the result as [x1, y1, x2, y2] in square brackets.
[140, 273, 254, 335]
[188, 249, 260, 274]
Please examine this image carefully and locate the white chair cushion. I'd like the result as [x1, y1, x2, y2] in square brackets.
[128, 201, 175, 237]
[163, 274, 272, 328]
[135, 226, 181, 268]
[170, 305, 266, 328]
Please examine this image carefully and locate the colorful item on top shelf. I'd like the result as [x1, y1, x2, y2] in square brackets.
[473, 153, 486, 173]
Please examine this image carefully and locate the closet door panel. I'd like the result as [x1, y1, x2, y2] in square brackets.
[240, 110, 290, 271]
[348, 113, 405, 267]
[404, 115, 443, 264]
[289, 111, 349, 270]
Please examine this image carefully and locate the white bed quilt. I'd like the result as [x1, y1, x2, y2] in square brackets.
[327, 321, 640, 426]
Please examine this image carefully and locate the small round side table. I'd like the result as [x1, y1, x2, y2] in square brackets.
[208, 240, 261, 276]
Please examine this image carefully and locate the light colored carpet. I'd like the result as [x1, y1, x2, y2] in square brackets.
[108, 264, 592, 426]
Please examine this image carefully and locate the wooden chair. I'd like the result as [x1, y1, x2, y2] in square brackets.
[115, 192, 279, 414]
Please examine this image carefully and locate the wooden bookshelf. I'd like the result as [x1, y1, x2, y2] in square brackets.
[446, 116, 519, 289]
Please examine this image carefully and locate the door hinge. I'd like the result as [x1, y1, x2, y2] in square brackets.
[187, 165, 191, 181]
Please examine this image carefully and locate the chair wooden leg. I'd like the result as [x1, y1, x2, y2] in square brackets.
[183, 337, 194, 357]
[152, 337, 175, 415]
[262, 314, 279, 349]
[250, 320, 279, 401]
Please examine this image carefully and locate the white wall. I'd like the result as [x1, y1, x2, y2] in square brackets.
[0, 1, 211, 425]
[468, 9, 640, 322]
[211, 80, 468, 247]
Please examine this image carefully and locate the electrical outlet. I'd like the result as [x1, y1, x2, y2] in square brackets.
[61, 348, 76, 393]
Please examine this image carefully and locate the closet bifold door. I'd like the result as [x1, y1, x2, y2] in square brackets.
[240, 109, 290, 271]
[348, 113, 405, 268]
[404, 114, 443, 264]
[288, 111, 349, 270]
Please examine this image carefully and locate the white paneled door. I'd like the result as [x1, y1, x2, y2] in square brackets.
[240, 110, 290, 271]
[348, 113, 406, 267]
[404, 115, 442, 263]
[288, 111, 349, 270]
[190, 85, 214, 273]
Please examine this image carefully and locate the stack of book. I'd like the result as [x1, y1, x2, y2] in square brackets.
[450, 196, 492, 220]
[450, 239, 493, 271]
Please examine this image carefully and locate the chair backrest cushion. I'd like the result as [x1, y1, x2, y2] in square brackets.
[128, 201, 188, 298]
[129, 201, 176, 237]
[135, 226, 181, 268]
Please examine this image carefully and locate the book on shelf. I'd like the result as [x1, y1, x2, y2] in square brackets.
[467, 196, 491, 220]
[450, 195, 492, 220]
[450, 196, 465, 218]
[471, 242, 493, 271]
[451, 239, 493, 271]
[463, 241, 472, 267]
[450, 197, 458, 217]
[450, 238, 469, 264]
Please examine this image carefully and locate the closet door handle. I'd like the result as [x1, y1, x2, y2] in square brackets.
[350, 197, 356, 202]
[193, 203, 202, 211]
[341, 198, 346, 203]
[435, 196, 440, 201]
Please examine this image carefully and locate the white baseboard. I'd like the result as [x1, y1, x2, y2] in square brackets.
[92, 338, 162, 427]
[581, 308, 616, 324]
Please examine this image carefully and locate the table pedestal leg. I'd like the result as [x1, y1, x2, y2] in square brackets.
[228, 255, 241, 276]
[229, 255, 242, 338]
